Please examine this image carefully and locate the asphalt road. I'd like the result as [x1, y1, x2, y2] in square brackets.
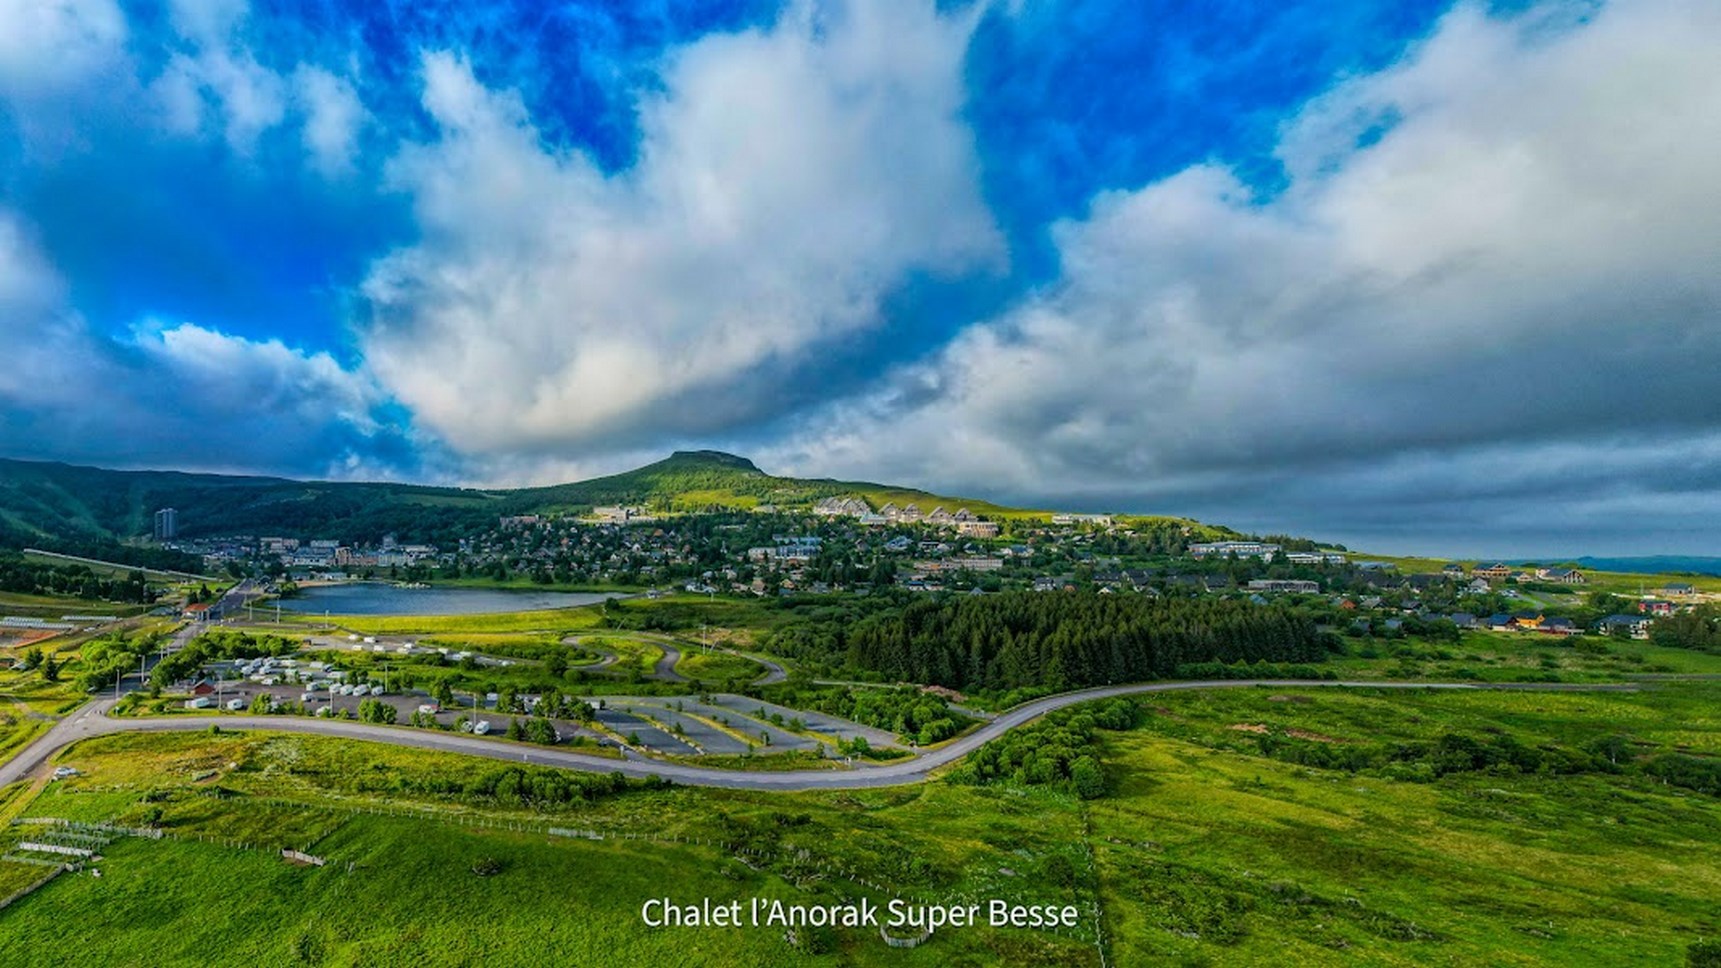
[0, 679, 1639, 793]
[651, 639, 686, 682]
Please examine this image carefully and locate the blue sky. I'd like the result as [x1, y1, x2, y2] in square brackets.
[2, 0, 1719, 556]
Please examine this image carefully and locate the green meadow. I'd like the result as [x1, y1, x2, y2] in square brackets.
[0, 682, 1716, 965]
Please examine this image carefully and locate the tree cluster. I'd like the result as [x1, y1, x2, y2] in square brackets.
[950, 699, 1142, 799]
[0, 554, 155, 603]
[818, 592, 1329, 692]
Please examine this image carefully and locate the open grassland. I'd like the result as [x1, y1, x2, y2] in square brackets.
[1091, 684, 1721, 965]
[417, 632, 603, 664]
[7, 731, 1100, 966]
[0, 683, 1716, 965]
[1333, 629, 1721, 683]
[0, 659, 85, 764]
[598, 636, 664, 676]
[285, 607, 610, 636]
[674, 649, 763, 682]
[1354, 554, 1721, 596]
[0, 590, 147, 620]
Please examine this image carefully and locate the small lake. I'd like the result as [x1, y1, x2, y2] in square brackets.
[273, 583, 624, 616]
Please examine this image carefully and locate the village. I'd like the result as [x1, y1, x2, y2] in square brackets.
[138, 495, 1713, 649]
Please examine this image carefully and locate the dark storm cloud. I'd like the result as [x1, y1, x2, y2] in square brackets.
[774, 1, 1721, 555]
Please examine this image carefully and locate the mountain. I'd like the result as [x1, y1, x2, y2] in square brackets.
[508, 450, 1034, 520]
[0, 451, 1037, 552]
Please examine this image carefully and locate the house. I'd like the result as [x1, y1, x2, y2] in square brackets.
[1187, 540, 1280, 561]
[1032, 576, 1065, 593]
[1536, 568, 1586, 585]
[1512, 613, 1546, 631]
[1486, 613, 1517, 631]
[1638, 600, 1677, 616]
[1472, 563, 1512, 582]
[1246, 579, 1321, 594]
[955, 520, 1000, 538]
[1052, 513, 1114, 527]
[190, 678, 216, 697]
[1286, 551, 1348, 565]
[1466, 579, 1493, 595]
[1599, 614, 1652, 639]
[1441, 563, 1467, 576]
[1542, 616, 1580, 636]
[1659, 582, 1696, 597]
[1449, 612, 1479, 629]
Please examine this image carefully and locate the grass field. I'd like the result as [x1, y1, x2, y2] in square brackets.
[675, 649, 763, 683]
[1354, 553, 1721, 597]
[0, 590, 148, 620]
[584, 635, 664, 677]
[1332, 628, 1721, 683]
[1090, 684, 1721, 965]
[0, 681, 1716, 965]
[0, 653, 86, 763]
[285, 607, 610, 636]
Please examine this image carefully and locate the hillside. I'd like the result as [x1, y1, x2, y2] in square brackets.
[0, 451, 1046, 552]
[510, 450, 1037, 520]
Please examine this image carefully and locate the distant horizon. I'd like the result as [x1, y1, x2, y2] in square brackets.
[5, 450, 1718, 563]
[2, 0, 1718, 556]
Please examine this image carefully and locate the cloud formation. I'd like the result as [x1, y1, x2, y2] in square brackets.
[0, 213, 413, 477]
[358, 0, 1002, 456]
[2, 0, 1719, 554]
[770, 0, 1721, 554]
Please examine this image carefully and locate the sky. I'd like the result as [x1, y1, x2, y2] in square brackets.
[1, 0, 1719, 557]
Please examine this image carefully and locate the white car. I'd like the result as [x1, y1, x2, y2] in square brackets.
[472, 720, 491, 735]
[352, 684, 370, 697]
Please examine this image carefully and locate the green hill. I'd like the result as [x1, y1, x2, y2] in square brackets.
[509, 450, 1036, 520]
[0, 451, 1051, 554]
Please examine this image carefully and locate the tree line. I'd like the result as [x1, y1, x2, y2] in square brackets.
[0, 554, 156, 603]
[774, 591, 1331, 692]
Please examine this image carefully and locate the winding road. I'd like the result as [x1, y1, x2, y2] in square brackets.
[0, 679, 1638, 793]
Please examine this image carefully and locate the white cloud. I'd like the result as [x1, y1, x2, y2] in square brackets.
[359, 0, 1003, 455]
[769, 0, 1721, 552]
[0, 0, 127, 96]
[148, 47, 286, 154]
[0, 210, 404, 476]
[166, 0, 247, 46]
[294, 64, 367, 177]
